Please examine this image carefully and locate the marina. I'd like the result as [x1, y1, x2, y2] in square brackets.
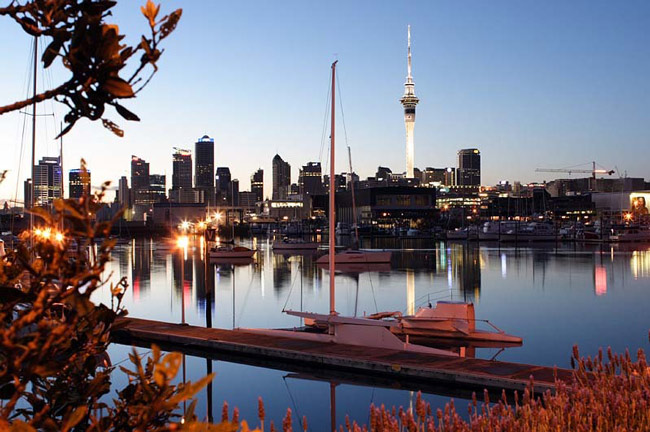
[113, 316, 572, 394]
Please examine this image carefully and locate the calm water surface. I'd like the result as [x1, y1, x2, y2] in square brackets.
[95, 237, 650, 430]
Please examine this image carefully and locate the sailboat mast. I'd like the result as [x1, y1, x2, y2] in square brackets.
[329, 60, 337, 316]
[30, 36, 38, 242]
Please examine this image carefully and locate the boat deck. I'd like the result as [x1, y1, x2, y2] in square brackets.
[113, 317, 573, 394]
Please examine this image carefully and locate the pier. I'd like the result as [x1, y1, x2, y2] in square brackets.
[113, 317, 573, 395]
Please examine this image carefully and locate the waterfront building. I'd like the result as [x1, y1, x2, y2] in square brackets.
[272, 154, 291, 200]
[400, 25, 419, 179]
[311, 186, 436, 228]
[546, 177, 646, 197]
[69, 168, 91, 198]
[457, 149, 481, 188]
[298, 162, 323, 196]
[195, 135, 215, 203]
[421, 167, 446, 187]
[172, 148, 192, 190]
[251, 168, 264, 202]
[34, 156, 62, 207]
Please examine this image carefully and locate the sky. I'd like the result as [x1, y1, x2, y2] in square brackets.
[1, 0, 649, 203]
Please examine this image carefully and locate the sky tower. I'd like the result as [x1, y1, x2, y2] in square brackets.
[400, 25, 419, 178]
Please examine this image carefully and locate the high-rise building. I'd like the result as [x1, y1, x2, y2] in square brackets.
[251, 169, 263, 202]
[69, 169, 91, 198]
[172, 148, 192, 190]
[298, 162, 323, 195]
[444, 167, 457, 187]
[24, 178, 32, 209]
[231, 179, 239, 206]
[149, 174, 166, 203]
[34, 156, 62, 207]
[400, 25, 419, 178]
[272, 154, 291, 200]
[131, 155, 150, 205]
[215, 167, 232, 205]
[195, 135, 214, 191]
[457, 149, 481, 187]
[118, 176, 130, 208]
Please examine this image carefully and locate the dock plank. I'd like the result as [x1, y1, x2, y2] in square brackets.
[112, 317, 573, 394]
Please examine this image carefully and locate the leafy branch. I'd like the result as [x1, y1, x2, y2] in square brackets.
[0, 0, 182, 137]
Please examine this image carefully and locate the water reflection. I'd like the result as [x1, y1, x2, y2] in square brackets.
[101, 238, 650, 429]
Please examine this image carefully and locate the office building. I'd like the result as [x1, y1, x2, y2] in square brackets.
[34, 156, 62, 207]
[272, 154, 291, 200]
[298, 162, 323, 195]
[118, 176, 130, 208]
[251, 168, 263, 202]
[215, 167, 232, 205]
[195, 135, 214, 203]
[149, 174, 166, 203]
[69, 169, 91, 199]
[131, 155, 150, 205]
[172, 148, 192, 190]
[24, 178, 32, 209]
[457, 149, 481, 187]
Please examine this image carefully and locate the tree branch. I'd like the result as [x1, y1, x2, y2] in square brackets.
[0, 82, 71, 115]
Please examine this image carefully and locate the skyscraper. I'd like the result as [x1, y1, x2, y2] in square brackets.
[215, 167, 232, 205]
[298, 162, 323, 195]
[195, 135, 214, 199]
[34, 156, 62, 207]
[149, 174, 167, 203]
[69, 169, 91, 198]
[457, 149, 481, 187]
[251, 168, 263, 202]
[131, 155, 150, 205]
[118, 176, 130, 208]
[400, 25, 419, 178]
[272, 154, 291, 200]
[172, 148, 192, 190]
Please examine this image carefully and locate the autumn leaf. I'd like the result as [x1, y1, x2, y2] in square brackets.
[103, 77, 134, 98]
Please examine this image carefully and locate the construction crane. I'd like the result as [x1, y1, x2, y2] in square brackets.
[536, 161, 615, 191]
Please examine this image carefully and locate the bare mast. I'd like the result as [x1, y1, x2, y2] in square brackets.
[30, 36, 38, 246]
[329, 61, 338, 317]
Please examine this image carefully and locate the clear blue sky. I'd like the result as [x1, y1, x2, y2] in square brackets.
[1, 0, 649, 202]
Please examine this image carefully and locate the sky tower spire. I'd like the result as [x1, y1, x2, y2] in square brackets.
[401, 25, 419, 178]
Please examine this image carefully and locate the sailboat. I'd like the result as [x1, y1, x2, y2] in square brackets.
[242, 61, 454, 357]
[315, 121, 391, 265]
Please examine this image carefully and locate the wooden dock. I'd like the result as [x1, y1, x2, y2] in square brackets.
[113, 317, 573, 394]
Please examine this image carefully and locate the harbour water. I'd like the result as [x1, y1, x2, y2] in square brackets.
[96, 238, 650, 429]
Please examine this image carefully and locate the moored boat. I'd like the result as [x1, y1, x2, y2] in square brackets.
[499, 222, 557, 242]
[367, 301, 522, 344]
[609, 226, 650, 242]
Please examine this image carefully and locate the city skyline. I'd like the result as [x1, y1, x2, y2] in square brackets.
[1, 1, 649, 204]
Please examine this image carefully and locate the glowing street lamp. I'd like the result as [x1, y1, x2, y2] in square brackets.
[180, 220, 190, 232]
[55, 232, 64, 242]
